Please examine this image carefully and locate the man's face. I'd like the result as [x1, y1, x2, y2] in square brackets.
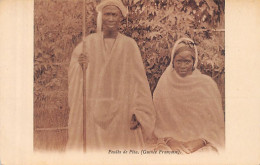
[102, 5, 122, 32]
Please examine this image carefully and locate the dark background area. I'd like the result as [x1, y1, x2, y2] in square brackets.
[34, 0, 225, 151]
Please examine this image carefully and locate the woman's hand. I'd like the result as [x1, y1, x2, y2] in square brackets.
[154, 143, 172, 151]
[78, 53, 89, 66]
[165, 138, 186, 153]
[182, 139, 206, 154]
[130, 114, 140, 130]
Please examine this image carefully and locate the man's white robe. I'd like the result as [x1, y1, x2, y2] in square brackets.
[67, 32, 155, 151]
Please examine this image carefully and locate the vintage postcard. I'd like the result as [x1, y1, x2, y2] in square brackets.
[34, 0, 225, 153]
[0, 0, 260, 164]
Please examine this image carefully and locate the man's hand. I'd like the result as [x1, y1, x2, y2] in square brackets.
[130, 114, 140, 130]
[78, 53, 89, 66]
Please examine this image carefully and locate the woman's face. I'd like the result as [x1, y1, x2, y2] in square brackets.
[173, 50, 194, 77]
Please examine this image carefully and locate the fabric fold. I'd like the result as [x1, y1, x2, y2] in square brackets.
[153, 38, 225, 152]
[67, 33, 155, 151]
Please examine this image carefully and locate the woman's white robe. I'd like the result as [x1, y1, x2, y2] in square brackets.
[67, 32, 155, 151]
[153, 68, 225, 151]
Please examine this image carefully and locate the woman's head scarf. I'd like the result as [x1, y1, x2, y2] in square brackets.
[96, 0, 128, 33]
[170, 37, 198, 69]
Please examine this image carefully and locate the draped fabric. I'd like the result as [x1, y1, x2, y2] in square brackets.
[66, 32, 155, 151]
[153, 38, 225, 152]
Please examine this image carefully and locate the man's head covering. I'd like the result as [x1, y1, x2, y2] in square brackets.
[171, 38, 198, 68]
[96, 0, 128, 33]
[96, 0, 127, 17]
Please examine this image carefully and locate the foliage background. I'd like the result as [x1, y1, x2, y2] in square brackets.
[34, 0, 225, 151]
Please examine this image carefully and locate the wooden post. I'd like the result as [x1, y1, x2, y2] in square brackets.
[82, 0, 87, 153]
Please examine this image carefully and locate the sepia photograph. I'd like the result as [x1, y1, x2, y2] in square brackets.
[2, 0, 260, 164]
[34, 0, 225, 154]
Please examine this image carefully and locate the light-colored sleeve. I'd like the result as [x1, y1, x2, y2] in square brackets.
[68, 42, 83, 109]
[205, 78, 225, 150]
[67, 41, 84, 149]
[129, 39, 156, 138]
[152, 71, 172, 139]
[194, 75, 225, 150]
[68, 36, 91, 108]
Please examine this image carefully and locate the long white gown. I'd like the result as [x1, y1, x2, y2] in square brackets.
[66, 32, 155, 151]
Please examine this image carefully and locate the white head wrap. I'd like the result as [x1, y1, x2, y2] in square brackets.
[96, 0, 128, 33]
[170, 37, 198, 68]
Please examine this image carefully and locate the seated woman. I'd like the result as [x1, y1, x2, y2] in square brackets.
[153, 38, 225, 154]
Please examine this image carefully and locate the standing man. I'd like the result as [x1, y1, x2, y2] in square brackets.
[67, 0, 155, 151]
